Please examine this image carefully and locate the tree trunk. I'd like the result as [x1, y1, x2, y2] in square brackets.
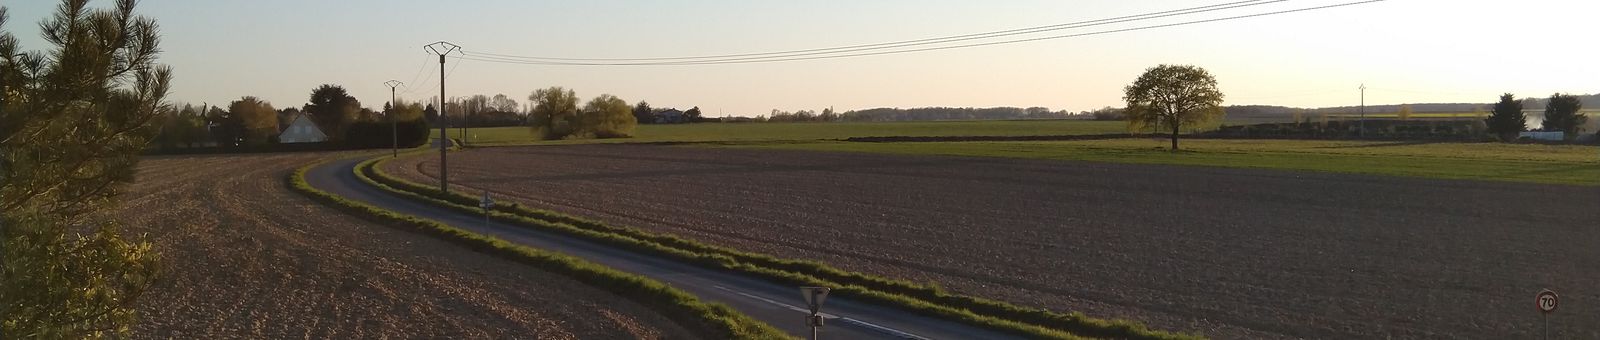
[1170, 120, 1180, 151]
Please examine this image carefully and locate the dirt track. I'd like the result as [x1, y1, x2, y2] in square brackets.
[117, 153, 691, 339]
[387, 144, 1600, 339]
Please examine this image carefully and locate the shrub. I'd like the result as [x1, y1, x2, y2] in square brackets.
[343, 119, 431, 148]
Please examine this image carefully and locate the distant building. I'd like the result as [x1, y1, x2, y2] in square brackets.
[1518, 131, 1565, 141]
[652, 108, 685, 124]
[278, 113, 328, 143]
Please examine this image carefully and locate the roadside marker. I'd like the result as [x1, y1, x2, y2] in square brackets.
[1536, 289, 1558, 339]
[800, 286, 831, 340]
[479, 191, 494, 226]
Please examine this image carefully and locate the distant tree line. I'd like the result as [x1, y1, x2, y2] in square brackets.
[427, 93, 525, 128]
[152, 84, 431, 152]
[630, 102, 707, 124]
[1211, 92, 1590, 142]
[155, 84, 729, 148]
[722, 106, 1073, 123]
[1224, 93, 1600, 116]
[423, 92, 714, 128]
[837, 107, 1071, 122]
[526, 86, 638, 140]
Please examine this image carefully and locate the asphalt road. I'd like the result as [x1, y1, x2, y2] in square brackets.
[306, 157, 1022, 340]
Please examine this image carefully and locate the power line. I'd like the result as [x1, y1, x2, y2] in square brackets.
[406, 52, 438, 95]
[456, 0, 1385, 66]
[402, 51, 457, 97]
[444, 54, 464, 81]
[466, 0, 1280, 62]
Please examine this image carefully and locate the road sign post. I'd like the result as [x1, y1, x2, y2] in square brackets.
[800, 286, 830, 340]
[479, 191, 494, 227]
[1537, 289, 1558, 340]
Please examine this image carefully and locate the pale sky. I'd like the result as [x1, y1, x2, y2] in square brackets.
[5, 0, 1597, 116]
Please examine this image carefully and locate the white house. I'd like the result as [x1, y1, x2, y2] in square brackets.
[652, 108, 685, 124]
[278, 113, 328, 143]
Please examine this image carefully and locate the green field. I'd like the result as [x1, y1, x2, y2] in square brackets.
[430, 120, 1599, 185]
[728, 139, 1600, 185]
[436, 120, 1129, 145]
[1325, 113, 1479, 119]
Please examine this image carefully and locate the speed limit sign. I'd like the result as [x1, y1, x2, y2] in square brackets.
[1536, 289, 1559, 314]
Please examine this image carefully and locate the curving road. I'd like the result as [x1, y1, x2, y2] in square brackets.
[306, 157, 1023, 340]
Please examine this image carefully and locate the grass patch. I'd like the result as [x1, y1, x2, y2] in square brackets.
[440, 120, 1129, 146]
[363, 156, 1199, 340]
[286, 158, 793, 340]
[728, 139, 1600, 186]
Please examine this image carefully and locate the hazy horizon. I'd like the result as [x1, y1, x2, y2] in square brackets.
[6, 0, 1596, 116]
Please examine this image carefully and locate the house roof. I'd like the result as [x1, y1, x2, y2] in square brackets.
[281, 113, 325, 134]
[280, 112, 303, 133]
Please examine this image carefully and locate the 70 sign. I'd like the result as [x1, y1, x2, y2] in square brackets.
[1536, 289, 1559, 314]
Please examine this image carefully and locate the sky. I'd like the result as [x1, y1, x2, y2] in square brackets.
[5, 0, 1597, 116]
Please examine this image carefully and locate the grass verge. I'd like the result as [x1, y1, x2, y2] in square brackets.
[286, 158, 793, 340]
[363, 156, 1200, 340]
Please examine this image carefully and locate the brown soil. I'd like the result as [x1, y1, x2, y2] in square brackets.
[116, 152, 694, 339]
[385, 144, 1600, 339]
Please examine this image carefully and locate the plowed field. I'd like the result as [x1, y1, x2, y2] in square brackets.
[385, 144, 1600, 339]
[116, 152, 691, 339]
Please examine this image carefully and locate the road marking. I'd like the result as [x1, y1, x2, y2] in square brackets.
[712, 285, 932, 340]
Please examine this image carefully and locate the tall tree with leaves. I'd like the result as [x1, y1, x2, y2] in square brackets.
[155, 104, 208, 149]
[684, 106, 703, 122]
[204, 105, 242, 147]
[0, 1, 165, 337]
[228, 96, 278, 146]
[1541, 93, 1586, 140]
[488, 93, 519, 113]
[581, 94, 638, 138]
[632, 101, 654, 124]
[1122, 64, 1226, 150]
[302, 84, 360, 141]
[423, 103, 439, 124]
[1484, 93, 1526, 141]
[527, 86, 580, 140]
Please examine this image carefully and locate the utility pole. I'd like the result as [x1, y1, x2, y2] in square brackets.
[425, 42, 460, 193]
[384, 80, 403, 158]
[1358, 83, 1366, 138]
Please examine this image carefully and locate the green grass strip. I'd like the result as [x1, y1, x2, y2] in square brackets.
[287, 159, 793, 340]
[364, 156, 1201, 340]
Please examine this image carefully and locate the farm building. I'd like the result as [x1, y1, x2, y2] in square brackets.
[278, 113, 327, 143]
[652, 108, 686, 124]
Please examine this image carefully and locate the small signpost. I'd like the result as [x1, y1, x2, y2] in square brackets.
[479, 191, 495, 226]
[800, 286, 830, 340]
[1536, 289, 1558, 339]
